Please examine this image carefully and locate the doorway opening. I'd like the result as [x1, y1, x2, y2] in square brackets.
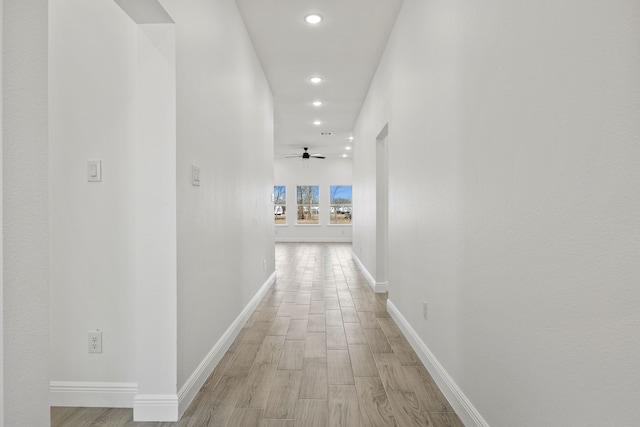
[376, 124, 389, 292]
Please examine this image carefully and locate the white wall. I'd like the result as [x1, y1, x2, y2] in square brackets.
[50, 0, 138, 391]
[50, 0, 275, 420]
[1, 2, 4, 422]
[133, 21, 177, 416]
[274, 157, 353, 242]
[353, 0, 640, 426]
[161, 0, 275, 395]
[2, 0, 50, 425]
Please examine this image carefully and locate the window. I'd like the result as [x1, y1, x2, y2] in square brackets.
[330, 185, 352, 225]
[274, 186, 286, 224]
[296, 185, 319, 224]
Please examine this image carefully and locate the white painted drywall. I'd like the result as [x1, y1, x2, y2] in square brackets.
[2, 0, 50, 425]
[50, 0, 138, 388]
[274, 157, 353, 242]
[1, 1, 4, 422]
[134, 22, 177, 402]
[49, 0, 275, 418]
[161, 0, 275, 391]
[353, 0, 640, 426]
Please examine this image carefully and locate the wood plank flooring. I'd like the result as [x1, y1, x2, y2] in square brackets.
[51, 243, 463, 427]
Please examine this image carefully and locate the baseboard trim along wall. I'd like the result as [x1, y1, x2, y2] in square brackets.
[375, 280, 389, 293]
[50, 381, 138, 408]
[50, 271, 277, 422]
[351, 251, 388, 293]
[386, 300, 490, 427]
[133, 394, 179, 422]
[275, 237, 352, 243]
[177, 271, 277, 418]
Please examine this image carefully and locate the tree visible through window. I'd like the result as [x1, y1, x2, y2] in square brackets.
[296, 185, 319, 224]
[330, 185, 352, 224]
[274, 186, 286, 224]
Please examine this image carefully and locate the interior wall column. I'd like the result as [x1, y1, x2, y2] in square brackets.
[2, 0, 50, 425]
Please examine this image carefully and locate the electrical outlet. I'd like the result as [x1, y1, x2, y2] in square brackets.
[88, 331, 102, 353]
[422, 301, 428, 321]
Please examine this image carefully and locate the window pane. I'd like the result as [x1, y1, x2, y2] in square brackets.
[296, 185, 319, 224]
[274, 186, 286, 224]
[330, 185, 352, 225]
[330, 185, 352, 204]
[274, 186, 286, 204]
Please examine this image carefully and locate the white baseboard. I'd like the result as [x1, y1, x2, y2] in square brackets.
[50, 381, 137, 408]
[133, 394, 178, 422]
[176, 271, 277, 418]
[351, 251, 387, 293]
[386, 300, 489, 427]
[275, 237, 352, 243]
[51, 271, 277, 423]
[375, 280, 389, 293]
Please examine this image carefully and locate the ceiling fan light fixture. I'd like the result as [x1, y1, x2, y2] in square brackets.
[304, 14, 323, 24]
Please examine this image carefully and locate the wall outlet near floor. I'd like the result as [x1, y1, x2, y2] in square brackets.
[422, 301, 428, 321]
[88, 330, 102, 353]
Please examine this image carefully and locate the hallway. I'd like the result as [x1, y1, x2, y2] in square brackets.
[52, 243, 463, 426]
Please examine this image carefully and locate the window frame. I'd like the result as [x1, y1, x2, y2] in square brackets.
[329, 185, 352, 225]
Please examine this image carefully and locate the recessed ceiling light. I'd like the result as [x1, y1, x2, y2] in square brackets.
[304, 14, 323, 24]
[312, 101, 322, 107]
[342, 154, 348, 158]
[309, 76, 323, 84]
[348, 136, 354, 141]
[313, 121, 322, 126]
[345, 146, 352, 150]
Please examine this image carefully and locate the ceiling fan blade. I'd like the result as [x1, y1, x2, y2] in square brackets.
[286, 148, 324, 159]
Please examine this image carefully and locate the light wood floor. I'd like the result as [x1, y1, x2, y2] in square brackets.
[52, 243, 464, 427]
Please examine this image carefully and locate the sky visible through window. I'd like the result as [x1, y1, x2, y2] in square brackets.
[330, 185, 352, 203]
[274, 185, 286, 203]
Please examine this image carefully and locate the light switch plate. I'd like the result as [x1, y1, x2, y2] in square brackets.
[191, 165, 201, 186]
[87, 160, 102, 182]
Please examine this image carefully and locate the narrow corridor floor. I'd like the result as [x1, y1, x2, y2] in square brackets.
[52, 243, 464, 427]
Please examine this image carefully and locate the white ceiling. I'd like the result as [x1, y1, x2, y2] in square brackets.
[235, 0, 404, 159]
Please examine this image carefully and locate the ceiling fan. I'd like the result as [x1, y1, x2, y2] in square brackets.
[286, 147, 325, 160]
